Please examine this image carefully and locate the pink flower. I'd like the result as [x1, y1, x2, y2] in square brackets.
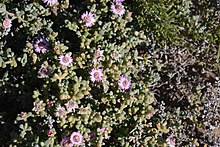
[147, 107, 155, 118]
[59, 54, 73, 67]
[60, 136, 73, 147]
[65, 100, 78, 113]
[99, 127, 109, 139]
[38, 66, 52, 78]
[81, 11, 96, 27]
[89, 68, 103, 83]
[111, 3, 125, 16]
[55, 105, 67, 118]
[47, 130, 53, 136]
[93, 49, 104, 65]
[166, 134, 176, 147]
[118, 76, 131, 90]
[47, 101, 53, 107]
[43, 0, 57, 6]
[100, 127, 106, 133]
[34, 38, 49, 53]
[114, 0, 124, 3]
[2, 18, 12, 30]
[70, 132, 83, 146]
[21, 112, 26, 117]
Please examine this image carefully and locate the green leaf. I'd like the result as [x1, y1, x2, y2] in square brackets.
[0, 3, 6, 14]
[21, 53, 27, 66]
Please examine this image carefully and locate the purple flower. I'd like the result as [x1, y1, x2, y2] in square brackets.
[59, 54, 73, 67]
[38, 66, 52, 78]
[118, 76, 131, 90]
[34, 38, 49, 53]
[60, 136, 73, 147]
[81, 11, 96, 27]
[100, 127, 106, 133]
[43, 0, 58, 6]
[2, 18, 12, 30]
[70, 132, 83, 146]
[111, 3, 125, 16]
[89, 68, 103, 83]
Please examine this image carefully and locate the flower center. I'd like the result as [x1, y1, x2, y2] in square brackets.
[62, 57, 69, 63]
[69, 103, 74, 108]
[88, 132, 95, 140]
[38, 42, 46, 49]
[84, 16, 91, 23]
[115, 5, 123, 11]
[73, 135, 80, 142]
[95, 51, 101, 58]
[122, 80, 128, 86]
[61, 138, 72, 147]
[47, 130, 53, 136]
[94, 72, 100, 79]
[58, 108, 65, 116]
[40, 67, 48, 74]
[54, 46, 59, 51]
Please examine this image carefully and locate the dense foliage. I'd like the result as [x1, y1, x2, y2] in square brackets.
[0, 0, 219, 146]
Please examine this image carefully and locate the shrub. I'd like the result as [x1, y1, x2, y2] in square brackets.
[0, 0, 219, 146]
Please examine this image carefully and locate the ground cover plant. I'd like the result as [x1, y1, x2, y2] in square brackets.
[0, 0, 219, 146]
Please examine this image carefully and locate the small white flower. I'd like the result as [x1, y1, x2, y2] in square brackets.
[47, 115, 55, 129]
[43, 0, 58, 7]
[32, 100, 45, 114]
[111, 51, 121, 61]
